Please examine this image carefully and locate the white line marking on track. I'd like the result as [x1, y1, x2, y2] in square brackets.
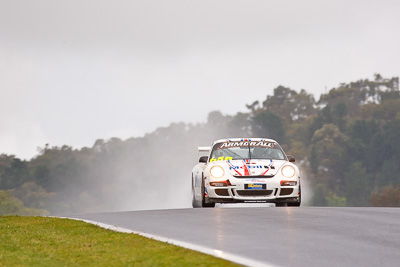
[59, 216, 279, 267]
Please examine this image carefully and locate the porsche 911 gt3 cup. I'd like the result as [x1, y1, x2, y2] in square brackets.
[191, 138, 301, 207]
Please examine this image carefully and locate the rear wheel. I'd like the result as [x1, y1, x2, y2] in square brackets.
[201, 176, 215, 208]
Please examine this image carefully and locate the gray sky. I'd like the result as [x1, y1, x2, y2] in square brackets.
[1, 0, 399, 159]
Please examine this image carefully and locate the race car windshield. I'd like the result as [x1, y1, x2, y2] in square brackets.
[209, 141, 286, 161]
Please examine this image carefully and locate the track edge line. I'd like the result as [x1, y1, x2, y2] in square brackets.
[58, 216, 279, 267]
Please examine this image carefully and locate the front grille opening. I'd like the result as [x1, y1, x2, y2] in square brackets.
[231, 189, 236, 196]
[236, 190, 273, 197]
[280, 188, 294, 196]
[215, 189, 230, 196]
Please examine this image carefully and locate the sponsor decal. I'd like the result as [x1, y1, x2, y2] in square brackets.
[226, 161, 242, 176]
[229, 165, 263, 170]
[245, 183, 266, 190]
[210, 156, 233, 162]
[249, 165, 263, 169]
[218, 141, 275, 149]
[245, 179, 266, 183]
[249, 184, 263, 188]
[261, 159, 274, 175]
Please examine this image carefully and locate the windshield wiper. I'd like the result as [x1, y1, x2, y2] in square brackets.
[248, 141, 251, 161]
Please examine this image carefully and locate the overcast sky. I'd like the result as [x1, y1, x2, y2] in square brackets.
[1, 0, 399, 159]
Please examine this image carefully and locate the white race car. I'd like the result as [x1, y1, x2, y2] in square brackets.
[192, 138, 301, 207]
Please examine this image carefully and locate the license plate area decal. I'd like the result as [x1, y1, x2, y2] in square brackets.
[245, 183, 266, 190]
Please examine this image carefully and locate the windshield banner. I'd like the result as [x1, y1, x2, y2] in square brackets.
[218, 141, 275, 149]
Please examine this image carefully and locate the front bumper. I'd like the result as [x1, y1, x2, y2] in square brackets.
[205, 178, 300, 203]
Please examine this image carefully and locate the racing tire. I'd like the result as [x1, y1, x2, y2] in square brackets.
[192, 174, 201, 208]
[287, 188, 301, 207]
[201, 176, 215, 208]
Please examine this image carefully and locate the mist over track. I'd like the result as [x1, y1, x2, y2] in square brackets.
[70, 207, 400, 267]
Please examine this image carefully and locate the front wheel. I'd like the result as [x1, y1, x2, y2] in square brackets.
[287, 186, 301, 207]
[192, 174, 201, 208]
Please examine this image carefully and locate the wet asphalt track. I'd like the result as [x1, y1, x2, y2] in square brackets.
[70, 207, 400, 267]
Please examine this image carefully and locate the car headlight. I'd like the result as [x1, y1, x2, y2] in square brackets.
[281, 165, 295, 178]
[210, 166, 225, 179]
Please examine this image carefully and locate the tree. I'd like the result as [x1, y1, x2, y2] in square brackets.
[311, 124, 348, 175]
[0, 158, 30, 190]
[309, 146, 319, 175]
[325, 193, 346, 207]
[0, 190, 49, 215]
[344, 162, 371, 206]
[262, 86, 316, 121]
[370, 185, 400, 207]
[348, 120, 379, 145]
[246, 101, 259, 112]
[345, 120, 381, 171]
[33, 165, 51, 188]
[374, 160, 400, 188]
[10, 182, 55, 210]
[250, 111, 285, 142]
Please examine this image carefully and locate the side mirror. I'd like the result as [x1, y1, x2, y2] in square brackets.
[199, 156, 208, 163]
[287, 155, 295, 163]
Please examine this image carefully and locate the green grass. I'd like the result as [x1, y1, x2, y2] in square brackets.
[0, 216, 240, 267]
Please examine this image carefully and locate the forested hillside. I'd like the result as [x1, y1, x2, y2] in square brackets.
[1, 74, 399, 215]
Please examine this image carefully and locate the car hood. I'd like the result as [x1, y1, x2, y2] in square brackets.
[221, 159, 287, 177]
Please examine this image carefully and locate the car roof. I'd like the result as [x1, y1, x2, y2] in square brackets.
[212, 138, 278, 146]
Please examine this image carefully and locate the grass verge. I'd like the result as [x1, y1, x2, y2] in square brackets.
[0, 216, 240, 267]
